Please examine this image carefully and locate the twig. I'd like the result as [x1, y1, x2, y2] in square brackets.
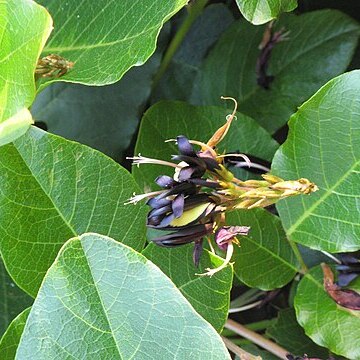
[225, 319, 289, 360]
[221, 336, 262, 360]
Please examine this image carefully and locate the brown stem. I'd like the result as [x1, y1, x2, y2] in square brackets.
[221, 336, 261, 360]
[225, 319, 289, 360]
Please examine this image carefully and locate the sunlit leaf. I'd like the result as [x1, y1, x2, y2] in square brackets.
[17, 233, 231, 359]
[272, 71, 360, 252]
[235, 0, 297, 25]
[0, 108, 33, 147]
[0, 0, 52, 144]
[143, 243, 233, 332]
[37, 0, 188, 86]
[0, 127, 147, 296]
[295, 265, 360, 359]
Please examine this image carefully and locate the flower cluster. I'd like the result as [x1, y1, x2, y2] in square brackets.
[127, 97, 318, 276]
[36, 54, 74, 78]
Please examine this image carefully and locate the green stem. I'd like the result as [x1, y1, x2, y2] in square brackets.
[152, 0, 209, 89]
[288, 239, 308, 274]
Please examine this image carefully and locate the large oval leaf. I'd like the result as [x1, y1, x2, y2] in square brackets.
[0, 127, 147, 296]
[227, 209, 298, 290]
[0, 258, 32, 337]
[133, 100, 278, 190]
[37, 0, 187, 86]
[143, 243, 233, 332]
[235, 0, 297, 25]
[295, 265, 360, 359]
[192, 10, 360, 133]
[16, 233, 231, 359]
[0, 0, 52, 144]
[272, 71, 360, 253]
[0, 308, 30, 360]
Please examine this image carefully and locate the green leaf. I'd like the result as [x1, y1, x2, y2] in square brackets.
[0, 259, 32, 337]
[143, 243, 233, 332]
[266, 308, 329, 357]
[295, 265, 360, 359]
[227, 209, 298, 290]
[0, 127, 147, 297]
[192, 10, 360, 133]
[32, 49, 162, 161]
[0, 0, 52, 144]
[151, 4, 234, 103]
[0, 109, 33, 147]
[17, 233, 231, 359]
[37, 0, 188, 86]
[0, 308, 30, 360]
[272, 70, 360, 252]
[235, 0, 297, 25]
[133, 101, 278, 190]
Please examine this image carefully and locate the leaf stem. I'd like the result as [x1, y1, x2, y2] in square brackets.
[288, 239, 308, 274]
[221, 336, 261, 360]
[225, 319, 289, 360]
[152, 0, 209, 88]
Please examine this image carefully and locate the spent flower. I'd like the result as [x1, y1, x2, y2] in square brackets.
[127, 97, 318, 276]
[36, 54, 74, 78]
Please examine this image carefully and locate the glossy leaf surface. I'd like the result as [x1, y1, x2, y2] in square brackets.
[273, 71, 360, 252]
[227, 209, 298, 290]
[295, 265, 360, 359]
[37, 0, 188, 86]
[235, 0, 297, 25]
[0, 127, 147, 296]
[143, 243, 232, 332]
[16, 233, 231, 359]
[0, 0, 52, 144]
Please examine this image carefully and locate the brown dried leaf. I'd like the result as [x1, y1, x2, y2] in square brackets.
[322, 263, 360, 310]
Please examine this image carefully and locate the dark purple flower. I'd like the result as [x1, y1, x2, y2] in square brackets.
[152, 223, 214, 268]
[177, 135, 197, 157]
[155, 175, 177, 188]
[152, 223, 213, 247]
[147, 193, 217, 229]
[336, 252, 360, 286]
[173, 135, 220, 182]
